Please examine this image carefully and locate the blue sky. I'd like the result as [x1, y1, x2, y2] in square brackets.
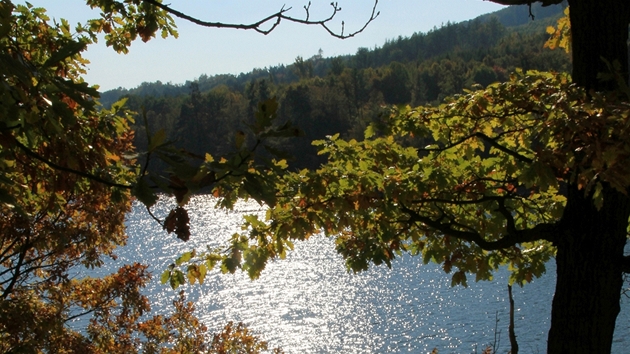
[28, 1, 507, 90]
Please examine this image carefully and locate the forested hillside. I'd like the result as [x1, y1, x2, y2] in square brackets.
[110, 2, 570, 171]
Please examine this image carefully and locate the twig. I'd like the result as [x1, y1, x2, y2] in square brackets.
[142, 0, 379, 39]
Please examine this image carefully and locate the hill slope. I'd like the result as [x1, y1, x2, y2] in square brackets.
[99, 1, 567, 106]
[111, 1, 571, 171]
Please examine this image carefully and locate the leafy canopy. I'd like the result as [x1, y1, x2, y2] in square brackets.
[166, 66, 630, 288]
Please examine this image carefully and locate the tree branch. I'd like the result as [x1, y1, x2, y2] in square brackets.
[474, 132, 534, 164]
[413, 195, 514, 206]
[142, 0, 380, 39]
[14, 140, 133, 189]
[418, 129, 534, 164]
[496, 197, 517, 234]
[485, 0, 564, 6]
[402, 205, 556, 250]
[1, 241, 29, 300]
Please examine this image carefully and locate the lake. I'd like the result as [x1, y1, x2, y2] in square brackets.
[102, 195, 629, 353]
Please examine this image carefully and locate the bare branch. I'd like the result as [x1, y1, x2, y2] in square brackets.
[304, 1, 312, 22]
[142, 0, 380, 39]
[145, 205, 163, 224]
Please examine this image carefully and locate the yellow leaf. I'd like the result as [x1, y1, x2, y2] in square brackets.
[546, 26, 555, 35]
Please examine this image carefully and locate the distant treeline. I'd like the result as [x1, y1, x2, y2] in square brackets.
[107, 2, 571, 171]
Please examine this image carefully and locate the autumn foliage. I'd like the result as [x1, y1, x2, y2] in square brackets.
[0, 2, 281, 352]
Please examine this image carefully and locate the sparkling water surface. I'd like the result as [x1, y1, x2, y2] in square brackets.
[103, 195, 628, 353]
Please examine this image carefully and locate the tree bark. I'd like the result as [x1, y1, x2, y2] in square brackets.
[543, 1, 630, 352]
[508, 285, 518, 354]
[547, 183, 630, 353]
[568, 0, 630, 91]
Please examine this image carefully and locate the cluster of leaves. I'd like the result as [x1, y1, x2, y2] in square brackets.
[0, 2, 134, 207]
[83, 0, 178, 53]
[167, 67, 630, 289]
[0, 1, 286, 352]
[0, 1, 142, 350]
[137, 291, 284, 354]
[544, 6, 570, 53]
[209, 321, 284, 354]
[0, 0, 135, 281]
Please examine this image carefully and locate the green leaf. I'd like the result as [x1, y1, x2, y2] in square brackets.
[169, 269, 185, 289]
[43, 40, 87, 68]
[364, 125, 375, 139]
[132, 177, 157, 207]
[160, 270, 170, 284]
[148, 128, 167, 152]
[243, 174, 277, 206]
[205, 254, 222, 270]
[175, 250, 194, 266]
[221, 249, 241, 274]
[198, 264, 207, 284]
[451, 270, 468, 287]
[186, 264, 199, 284]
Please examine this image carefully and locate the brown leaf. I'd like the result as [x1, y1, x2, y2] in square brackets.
[164, 209, 177, 233]
[163, 207, 190, 241]
[136, 25, 153, 43]
[175, 207, 190, 242]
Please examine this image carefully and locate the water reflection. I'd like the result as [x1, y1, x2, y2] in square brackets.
[107, 195, 628, 353]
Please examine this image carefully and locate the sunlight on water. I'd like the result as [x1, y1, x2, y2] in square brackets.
[102, 195, 630, 353]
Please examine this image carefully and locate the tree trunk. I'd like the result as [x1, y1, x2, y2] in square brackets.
[544, 2, 630, 352]
[508, 285, 518, 354]
[547, 183, 630, 353]
[568, 0, 630, 91]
